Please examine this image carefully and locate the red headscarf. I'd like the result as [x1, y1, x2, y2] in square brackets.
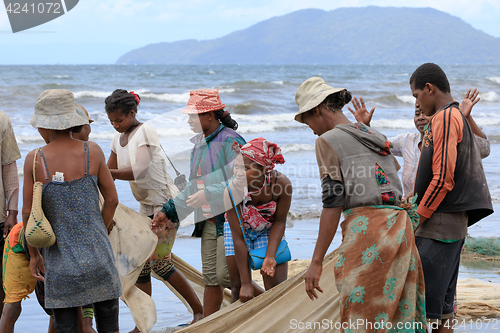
[232, 137, 285, 174]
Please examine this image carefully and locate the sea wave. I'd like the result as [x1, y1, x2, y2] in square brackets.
[368, 94, 415, 107]
[489, 185, 500, 203]
[473, 118, 500, 127]
[479, 91, 499, 102]
[281, 144, 315, 154]
[288, 210, 321, 220]
[140, 92, 190, 103]
[74, 88, 234, 104]
[396, 95, 415, 104]
[74, 90, 112, 99]
[218, 88, 236, 93]
[487, 77, 500, 84]
[371, 119, 415, 129]
[52, 75, 70, 78]
[15, 134, 46, 144]
[88, 131, 119, 141]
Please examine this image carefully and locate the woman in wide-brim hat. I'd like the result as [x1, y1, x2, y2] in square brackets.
[24, 89, 122, 332]
[297, 78, 427, 331]
[152, 89, 246, 316]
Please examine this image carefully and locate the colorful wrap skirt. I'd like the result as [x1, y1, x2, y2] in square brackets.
[334, 200, 427, 332]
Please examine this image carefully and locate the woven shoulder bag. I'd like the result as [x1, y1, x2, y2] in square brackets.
[25, 148, 56, 247]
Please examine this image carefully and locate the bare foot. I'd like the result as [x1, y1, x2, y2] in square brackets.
[191, 312, 204, 324]
[128, 327, 141, 333]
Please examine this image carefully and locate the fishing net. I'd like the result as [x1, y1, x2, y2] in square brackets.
[463, 236, 500, 257]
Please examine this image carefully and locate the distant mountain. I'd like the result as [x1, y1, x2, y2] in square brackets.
[117, 7, 500, 65]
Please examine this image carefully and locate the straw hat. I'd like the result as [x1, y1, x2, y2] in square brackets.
[182, 89, 226, 114]
[294, 77, 346, 123]
[30, 89, 89, 130]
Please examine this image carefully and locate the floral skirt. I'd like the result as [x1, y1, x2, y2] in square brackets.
[334, 205, 427, 332]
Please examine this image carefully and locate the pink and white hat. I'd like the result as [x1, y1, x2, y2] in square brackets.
[182, 89, 226, 114]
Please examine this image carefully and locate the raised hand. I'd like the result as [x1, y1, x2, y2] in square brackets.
[459, 88, 481, 118]
[348, 96, 375, 126]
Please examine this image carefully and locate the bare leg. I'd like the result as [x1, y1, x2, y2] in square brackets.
[0, 287, 4, 319]
[48, 317, 55, 333]
[203, 285, 223, 317]
[82, 317, 96, 333]
[262, 262, 288, 291]
[434, 318, 453, 333]
[78, 306, 84, 333]
[81, 305, 96, 333]
[0, 302, 22, 333]
[225, 255, 241, 303]
[129, 281, 152, 333]
[226, 255, 265, 302]
[167, 270, 203, 323]
[252, 281, 265, 296]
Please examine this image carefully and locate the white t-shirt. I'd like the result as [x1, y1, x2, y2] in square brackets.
[110, 123, 179, 216]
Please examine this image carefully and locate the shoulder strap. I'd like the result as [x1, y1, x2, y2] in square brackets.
[84, 142, 89, 176]
[160, 144, 181, 177]
[36, 148, 50, 182]
[32, 149, 38, 183]
[228, 183, 250, 250]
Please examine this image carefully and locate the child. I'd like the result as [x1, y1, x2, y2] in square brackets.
[105, 89, 203, 329]
[224, 138, 292, 303]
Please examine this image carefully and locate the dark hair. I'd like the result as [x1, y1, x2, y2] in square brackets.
[213, 109, 238, 130]
[321, 90, 352, 111]
[66, 125, 83, 133]
[104, 89, 140, 115]
[409, 63, 450, 93]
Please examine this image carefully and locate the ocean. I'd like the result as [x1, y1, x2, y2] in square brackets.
[1, 64, 499, 332]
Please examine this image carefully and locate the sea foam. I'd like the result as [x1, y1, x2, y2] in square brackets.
[479, 91, 499, 102]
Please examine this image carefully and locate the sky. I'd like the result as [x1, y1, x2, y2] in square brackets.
[0, 0, 499, 64]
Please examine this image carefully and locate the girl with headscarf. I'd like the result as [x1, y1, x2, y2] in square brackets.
[224, 137, 292, 303]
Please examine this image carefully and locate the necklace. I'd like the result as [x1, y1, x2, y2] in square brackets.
[125, 122, 141, 134]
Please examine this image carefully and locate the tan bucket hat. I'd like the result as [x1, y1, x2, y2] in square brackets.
[76, 104, 94, 123]
[294, 77, 346, 123]
[30, 89, 89, 130]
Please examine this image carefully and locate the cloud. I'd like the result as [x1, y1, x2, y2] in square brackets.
[98, 0, 154, 18]
[0, 6, 11, 30]
[0, 0, 498, 50]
